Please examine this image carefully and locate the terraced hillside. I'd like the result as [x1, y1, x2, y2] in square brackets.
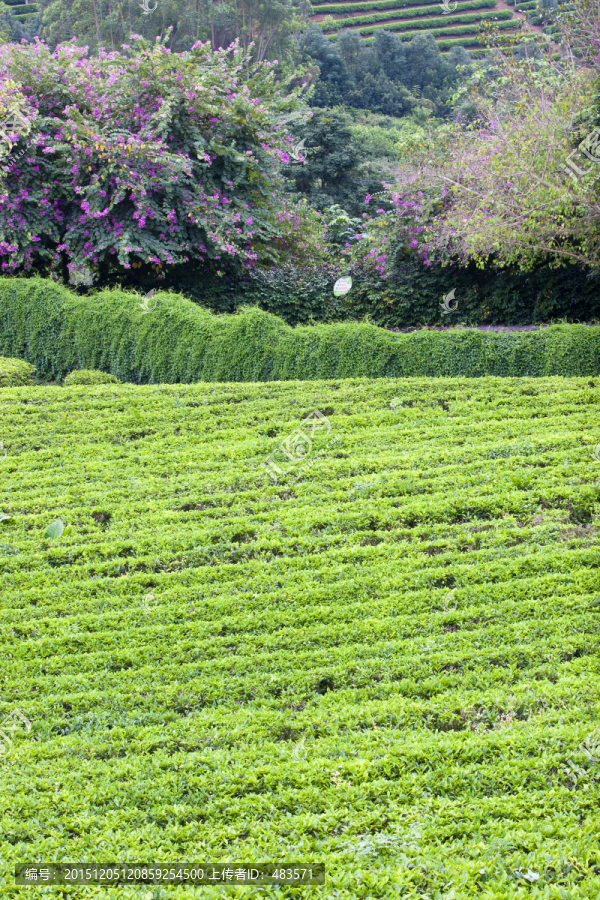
[1, 377, 600, 898]
[3, 0, 37, 24]
[311, 0, 522, 50]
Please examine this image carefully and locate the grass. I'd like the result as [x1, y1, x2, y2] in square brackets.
[1, 376, 600, 898]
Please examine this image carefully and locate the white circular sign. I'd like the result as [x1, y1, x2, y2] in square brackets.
[333, 276, 352, 297]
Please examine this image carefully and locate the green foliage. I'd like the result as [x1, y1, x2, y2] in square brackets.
[433, 34, 491, 47]
[186, 255, 600, 327]
[314, 0, 495, 10]
[172, 262, 343, 324]
[343, 259, 600, 326]
[2, 376, 600, 896]
[357, 15, 515, 35]
[347, 112, 420, 160]
[4, 277, 600, 381]
[63, 369, 121, 385]
[0, 354, 35, 386]
[328, 6, 512, 29]
[319, 0, 496, 15]
[40, 0, 305, 61]
[300, 27, 470, 119]
[44, 519, 65, 540]
[0, 0, 39, 41]
[283, 109, 389, 215]
[0, 37, 315, 285]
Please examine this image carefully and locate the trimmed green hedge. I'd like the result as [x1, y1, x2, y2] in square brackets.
[315, 0, 495, 12]
[63, 369, 121, 386]
[3, 278, 600, 382]
[363, 33, 487, 46]
[0, 355, 36, 387]
[355, 14, 514, 35]
[354, 32, 486, 44]
[326, 2, 508, 28]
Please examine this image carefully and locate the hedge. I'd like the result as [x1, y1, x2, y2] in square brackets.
[0, 355, 36, 387]
[435, 37, 487, 47]
[146, 257, 600, 329]
[3, 277, 600, 382]
[351, 32, 487, 45]
[362, 33, 487, 46]
[63, 369, 121, 386]
[314, 0, 495, 12]
[326, 2, 507, 28]
[355, 14, 514, 36]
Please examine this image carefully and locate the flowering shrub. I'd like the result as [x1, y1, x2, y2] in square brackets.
[338, 186, 436, 279]
[0, 34, 315, 284]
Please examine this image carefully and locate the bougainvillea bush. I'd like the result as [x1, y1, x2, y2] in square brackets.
[0, 34, 317, 286]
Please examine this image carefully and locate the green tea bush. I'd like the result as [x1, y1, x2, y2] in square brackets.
[357, 15, 514, 35]
[315, 0, 495, 10]
[434, 35, 486, 47]
[63, 369, 121, 386]
[0, 355, 35, 387]
[328, 1, 505, 27]
[3, 277, 600, 382]
[2, 377, 600, 897]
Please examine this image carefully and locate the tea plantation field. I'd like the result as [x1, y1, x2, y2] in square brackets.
[1, 376, 600, 899]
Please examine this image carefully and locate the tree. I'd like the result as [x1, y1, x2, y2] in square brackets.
[38, 0, 307, 60]
[299, 28, 465, 119]
[298, 26, 349, 107]
[284, 109, 388, 215]
[404, 32, 442, 92]
[385, 23, 600, 271]
[0, 2, 39, 43]
[373, 29, 407, 83]
[0, 35, 319, 285]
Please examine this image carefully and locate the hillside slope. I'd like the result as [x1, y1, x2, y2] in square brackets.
[310, 0, 551, 49]
[1, 377, 600, 897]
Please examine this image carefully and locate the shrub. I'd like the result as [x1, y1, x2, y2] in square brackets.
[357, 15, 515, 36]
[0, 36, 315, 286]
[3, 376, 600, 897]
[184, 257, 600, 327]
[327, 2, 504, 29]
[0, 355, 35, 386]
[315, 0, 495, 11]
[63, 369, 121, 385]
[3, 277, 600, 382]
